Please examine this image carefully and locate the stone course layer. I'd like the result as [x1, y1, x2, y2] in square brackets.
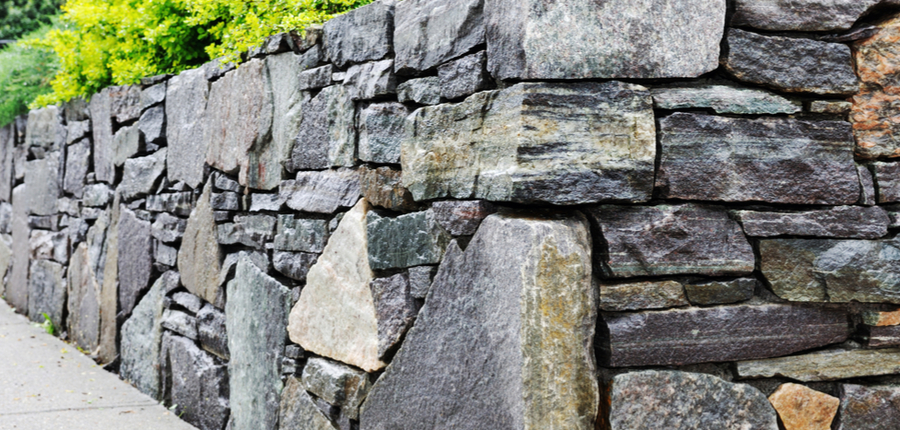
[3, 1, 900, 429]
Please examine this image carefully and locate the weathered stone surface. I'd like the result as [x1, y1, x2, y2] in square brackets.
[359, 166, 418, 212]
[345, 60, 397, 100]
[29, 230, 68, 263]
[291, 85, 356, 170]
[852, 16, 900, 160]
[811, 100, 852, 114]
[120, 149, 167, 200]
[274, 215, 328, 252]
[205, 58, 273, 183]
[438, 51, 491, 100]
[598, 304, 849, 367]
[112, 124, 141, 167]
[397, 77, 441, 105]
[732, 0, 880, 31]
[735, 206, 890, 239]
[25, 106, 63, 150]
[737, 348, 900, 381]
[161, 333, 230, 430]
[117, 207, 153, 316]
[431, 200, 495, 236]
[867, 325, 900, 347]
[486, 0, 724, 80]
[874, 162, 900, 203]
[109, 84, 142, 123]
[8, 185, 30, 311]
[302, 357, 371, 417]
[63, 139, 89, 198]
[651, 83, 801, 114]
[838, 384, 900, 430]
[863, 309, 900, 326]
[273, 251, 319, 282]
[166, 67, 209, 188]
[600, 281, 688, 312]
[393, 0, 484, 74]
[604, 370, 777, 430]
[370, 273, 416, 358]
[120, 271, 174, 400]
[358, 102, 409, 164]
[768, 383, 839, 430]
[216, 214, 276, 248]
[657, 113, 859, 204]
[141, 82, 166, 109]
[24, 153, 60, 216]
[249, 193, 285, 212]
[82, 184, 113, 208]
[0, 235, 12, 298]
[27, 259, 66, 329]
[760, 238, 900, 303]
[66, 120, 90, 144]
[298, 64, 334, 90]
[197, 303, 229, 360]
[0, 124, 14, 202]
[66, 239, 108, 353]
[146, 192, 194, 216]
[280, 376, 339, 430]
[171, 291, 202, 313]
[361, 213, 596, 429]
[367, 209, 451, 270]
[402, 81, 656, 205]
[289, 200, 384, 371]
[178, 182, 223, 304]
[226, 256, 291, 430]
[407, 265, 436, 299]
[858, 165, 877, 205]
[161, 309, 198, 339]
[590, 204, 754, 278]
[151, 213, 186, 243]
[139, 105, 166, 146]
[684, 278, 756, 306]
[281, 168, 360, 214]
[98, 196, 121, 364]
[218, 250, 269, 290]
[210, 191, 239, 211]
[324, 0, 394, 68]
[155, 242, 177, 268]
[723, 29, 858, 95]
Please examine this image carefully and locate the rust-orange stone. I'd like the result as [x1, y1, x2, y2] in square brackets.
[852, 15, 900, 160]
[768, 383, 839, 430]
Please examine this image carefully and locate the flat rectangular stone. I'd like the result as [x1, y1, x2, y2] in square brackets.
[290, 85, 356, 170]
[273, 251, 318, 282]
[367, 209, 451, 270]
[684, 278, 756, 306]
[874, 162, 900, 203]
[868, 325, 900, 348]
[27, 259, 67, 329]
[600, 281, 688, 312]
[737, 348, 900, 381]
[589, 204, 755, 278]
[146, 192, 194, 216]
[298, 64, 334, 90]
[651, 83, 801, 114]
[599, 304, 849, 367]
[735, 206, 890, 239]
[359, 166, 418, 213]
[657, 113, 859, 204]
[344, 60, 397, 101]
[732, 0, 878, 32]
[358, 102, 409, 164]
[859, 164, 877, 205]
[838, 384, 900, 430]
[862, 309, 900, 326]
[280, 169, 360, 214]
[486, 0, 725, 80]
[811, 100, 852, 114]
[89, 89, 114, 184]
[393, 0, 484, 74]
[397, 77, 441, 105]
[401, 81, 656, 205]
[64, 139, 90, 198]
[249, 193, 286, 212]
[0, 124, 14, 202]
[438, 51, 491, 100]
[760, 238, 900, 303]
[274, 215, 329, 253]
[109, 84, 142, 124]
[24, 153, 61, 216]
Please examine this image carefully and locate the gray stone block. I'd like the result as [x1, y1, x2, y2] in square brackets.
[25, 106, 64, 151]
[141, 82, 166, 110]
[859, 164, 877, 205]
[112, 124, 141, 167]
[249, 192, 286, 212]
[600, 280, 688, 312]
[66, 120, 90, 144]
[280, 168, 360, 214]
[120, 148, 167, 200]
[438, 51, 492, 100]
[117, 207, 153, 317]
[723, 28, 858, 95]
[109, 84, 142, 124]
[166, 67, 210, 188]
[367, 209, 451, 270]
[82, 184, 113, 208]
[151, 212, 186, 243]
[738, 348, 900, 382]
[838, 384, 900, 430]
[64, 139, 90, 198]
[29, 229, 68, 263]
[393, 0, 485, 74]
[216, 214, 276, 248]
[24, 153, 61, 216]
[298, 64, 335, 90]
[197, 303, 229, 360]
[407, 265, 436, 299]
[302, 357, 370, 419]
[161, 308, 198, 339]
[345, 59, 398, 100]
[396, 77, 441, 105]
[273, 251, 318, 282]
[274, 215, 328, 252]
[358, 102, 409, 164]
[324, 0, 395, 68]
[735, 206, 890, 239]
[27, 259, 66, 329]
[874, 162, 900, 203]
[732, 0, 881, 32]
[139, 105, 166, 145]
[280, 376, 339, 430]
[161, 333, 230, 430]
[370, 272, 417, 358]
[120, 271, 173, 401]
[359, 166, 418, 212]
[431, 200, 496, 236]
[146, 192, 193, 216]
[291, 85, 356, 170]
[651, 83, 801, 114]
[90, 88, 115, 183]
[684, 278, 756, 306]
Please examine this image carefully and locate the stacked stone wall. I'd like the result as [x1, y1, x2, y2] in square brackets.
[2, 0, 900, 428]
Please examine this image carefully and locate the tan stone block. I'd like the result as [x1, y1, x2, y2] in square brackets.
[769, 383, 839, 430]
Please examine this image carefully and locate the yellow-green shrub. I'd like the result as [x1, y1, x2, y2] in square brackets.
[33, 0, 372, 107]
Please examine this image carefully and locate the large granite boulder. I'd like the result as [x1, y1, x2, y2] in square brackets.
[760, 238, 900, 303]
[226, 256, 291, 430]
[178, 182, 223, 305]
[722, 28, 858, 95]
[166, 67, 209, 188]
[602, 371, 777, 430]
[598, 304, 849, 367]
[393, 0, 485, 74]
[401, 81, 656, 205]
[361, 212, 597, 429]
[657, 113, 859, 204]
[589, 204, 754, 277]
[486, 0, 725, 80]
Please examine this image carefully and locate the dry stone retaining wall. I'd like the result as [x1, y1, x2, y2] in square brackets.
[2, 0, 900, 428]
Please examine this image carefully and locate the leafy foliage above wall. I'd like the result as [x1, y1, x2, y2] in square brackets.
[31, 0, 373, 107]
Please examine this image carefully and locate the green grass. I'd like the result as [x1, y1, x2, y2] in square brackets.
[0, 19, 58, 126]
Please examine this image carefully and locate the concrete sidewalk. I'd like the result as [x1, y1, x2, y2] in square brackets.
[0, 300, 196, 429]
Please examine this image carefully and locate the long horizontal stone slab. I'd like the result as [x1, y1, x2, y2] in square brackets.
[598, 304, 849, 367]
[401, 81, 656, 205]
[651, 83, 801, 114]
[737, 348, 900, 381]
[657, 113, 859, 204]
[589, 204, 755, 277]
[734, 206, 890, 239]
[731, 0, 880, 31]
[486, 0, 725, 79]
[760, 238, 900, 303]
